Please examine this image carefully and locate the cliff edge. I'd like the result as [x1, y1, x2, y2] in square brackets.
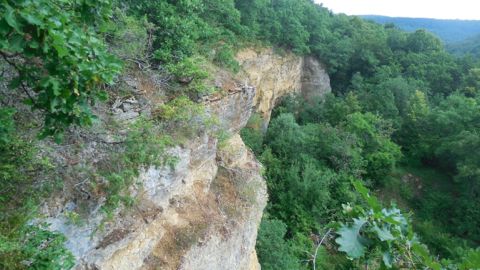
[37, 48, 331, 269]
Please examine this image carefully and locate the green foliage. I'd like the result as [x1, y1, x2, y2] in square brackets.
[0, 0, 122, 139]
[407, 30, 443, 53]
[458, 249, 480, 270]
[126, 0, 203, 63]
[237, 0, 343, 55]
[165, 56, 214, 96]
[166, 57, 208, 83]
[213, 44, 240, 73]
[400, 93, 480, 242]
[251, 94, 405, 268]
[335, 217, 368, 259]
[414, 220, 469, 260]
[257, 85, 479, 269]
[448, 34, 480, 58]
[343, 112, 402, 182]
[105, 8, 154, 61]
[0, 112, 51, 221]
[155, 95, 211, 136]
[0, 110, 72, 269]
[100, 118, 175, 217]
[240, 113, 264, 154]
[0, 224, 75, 270]
[0, 108, 15, 144]
[256, 218, 300, 270]
[125, 0, 242, 72]
[262, 88, 479, 270]
[336, 180, 443, 269]
[363, 15, 480, 44]
[3, 0, 480, 268]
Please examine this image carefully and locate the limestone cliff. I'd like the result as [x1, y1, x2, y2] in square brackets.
[37, 48, 331, 270]
[236, 48, 331, 129]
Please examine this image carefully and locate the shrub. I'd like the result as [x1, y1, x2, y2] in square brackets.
[256, 218, 300, 270]
[105, 8, 155, 61]
[0, 109, 72, 269]
[0, 108, 15, 144]
[240, 114, 264, 154]
[166, 56, 215, 96]
[100, 118, 175, 217]
[0, 225, 74, 270]
[213, 45, 240, 73]
[156, 96, 206, 125]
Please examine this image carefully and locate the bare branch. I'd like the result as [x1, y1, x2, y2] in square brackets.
[313, 228, 332, 270]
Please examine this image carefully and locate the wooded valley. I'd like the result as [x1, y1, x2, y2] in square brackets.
[1, 0, 479, 269]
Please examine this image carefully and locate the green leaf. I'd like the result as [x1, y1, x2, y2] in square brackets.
[412, 243, 442, 270]
[4, 5, 22, 33]
[459, 249, 480, 270]
[97, 90, 109, 102]
[0, 19, 10, 36]
[50, 97, 60, 112]
[20, 12, 43, 26]
[373, 225, 395, 241]
[382, 252, 393, 268]
[28, 40, 40, 49]
[51, 31, 68, 57]
[335, 218, 369, 259]
[50, 78, 61, 96]
[9, 34, 26, 52]
[382, 208, 407, 226]
[352, 180, 382, 212]
[0, 0, 120, 139]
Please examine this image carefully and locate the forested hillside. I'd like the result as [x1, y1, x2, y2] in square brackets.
[1, 0, 480, 269]
[362, 15, 480, 44]
[447, 34, 480, 58]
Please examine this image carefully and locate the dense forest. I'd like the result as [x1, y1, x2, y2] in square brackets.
[362, 15, 480, 43]
[447, 34, 480, 58]
[362, 15, 480, 58]
[1, 0, 479, 269]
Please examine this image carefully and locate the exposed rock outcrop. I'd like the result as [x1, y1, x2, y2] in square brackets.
[38, 48, 331, 270]
[301, 56, 332, 102]
[42, 86, 265, 270]
[236, 48, 331, 129]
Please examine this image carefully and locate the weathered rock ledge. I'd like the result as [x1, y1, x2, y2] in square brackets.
[39, 48, 331, 269]
[236, 48, 331, 129]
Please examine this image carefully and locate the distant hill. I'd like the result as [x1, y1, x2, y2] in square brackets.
[361, 15, 480, 44]
[447, 34, 480, 57]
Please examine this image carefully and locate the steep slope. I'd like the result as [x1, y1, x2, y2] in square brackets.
[36, 48, 331, 269]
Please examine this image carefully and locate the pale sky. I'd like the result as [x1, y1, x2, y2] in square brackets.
[315, 0, 480, 20]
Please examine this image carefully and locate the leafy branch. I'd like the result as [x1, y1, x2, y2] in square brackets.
[0, 0, 122, 140]
[335, 180, 444, 269]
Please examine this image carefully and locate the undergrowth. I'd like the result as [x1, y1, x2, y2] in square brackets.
[99, 118, 177, 219]
[0, 108, 74, 269]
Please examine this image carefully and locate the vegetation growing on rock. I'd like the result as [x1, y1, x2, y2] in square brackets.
[1, 0, 480, 269]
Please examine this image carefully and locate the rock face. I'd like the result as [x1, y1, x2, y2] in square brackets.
[301, 56, 332, 102]
[236, 48, 331, 129]
[39, 48, 330, 270]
